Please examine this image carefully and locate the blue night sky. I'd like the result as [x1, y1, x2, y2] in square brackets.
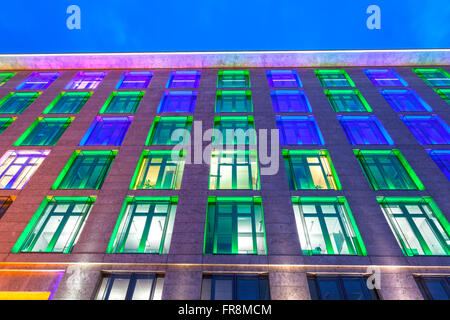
[0, 0, 449, 53]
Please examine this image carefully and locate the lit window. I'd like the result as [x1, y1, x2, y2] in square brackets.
[378, 197, 450, 256]
[16, 72, 60, 90]
[107, 196, 177, 254]
[380, 89, 432, 112]
[215, 91, 252, 113]
[209, 150, 259, 190]
[0, 117, 16, 135]
[283, 150, 340, 190]
[95, 273, 164, 300]
[14, 117, 72, 146]
[364, 69, 407, 87]
[338, 115, 394, 145]
[213, 116, 256, 146]
[292, 197, 366, 255]
[12, 196, 95, 253]
[308, 275, 380, 300]
[157, 91, 197, 113]
[315, 69, 355, 87]
[0, 150, 50, 190]
[43, 92, 91, 114]
[413, 68, 450, 86]
[266, 70, 302, 87]
[0, 92, 41, 114]
[66, 71, 107, 90]
[130, 150, 185, 190]
[146, 116, 192, 146]
[434, 88, 450, 104]
[270, 90, 311, 112]
[0, 73, 15, 87]
[217, 70, 250, 88]
[201, 274, 270, 300]
[204, 197, 266, 255]
[53, 150, 116, 190]
[167, 70, 201, 88]
[400, 115, 450, 145]
[100, 91, 145, 114]
[324, 90, 372, 112]
[276, 116, 324, 145]
[415, 276, 450, 300]
[115, 71, 153, 89]
[354, 149, 424, 190]
[427, 150, 450, 180]
[79, 116, 132, 146]
[0, 196, 14, 220]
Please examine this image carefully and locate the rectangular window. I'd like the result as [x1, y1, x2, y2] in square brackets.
[99, 91, 145, 114]
[415, 276, 450, 300]
[270, 90, 312, 112]
[0, 73, 15, 87]
[380, 89, 432, 112]
[338, 115, 394, 145]
[0, 150, 50, 190]
[215, 91, 253, 113]
[146, 116, 192, 146]
[292, 197, 366, 255]
[79, 116, 132, 146]
[52, 150, 116, 190]
[209, 150, 260, 190]
[218, 70, 250, 88]
[0, 117, 16, 135]
[0, 196, 14, 220]
[16, 72, 60, 90]
[283, 150, 340, 190]
[12, 196, 95, 253]
[315, 69, 355, 87]
[157, 91, 197, 113]
[65, 71, 107, 90]
[43, 92, 91, 114]
[130, 150, 185, 190]
[413, 68, 450, 86]
[427, 150, 450, 180]
[204, 197, 266, 255]
[14, 117, 73, 146]
[201, 274, 270, 300]
[325, 90, 372, 112]
[115, 71, 153, 89]
[400, 115, 450, 145]
[308, 275, 379, 300]
[107, 196, 177, 254]
[266, 70, 302, 87]
[276, 116, 324, 145]
[377, 197, 450, 256]
[0, 92, 41, 114]
[213, 116, 256, 146]
[434, 88, 450, 104]
[364, 69, 408, 87]
[167, 70, 201, 88]
[354, 149, 424, 190]
[95, 273, 164, 300]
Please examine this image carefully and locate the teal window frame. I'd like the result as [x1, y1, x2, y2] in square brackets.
[325, 90, 372, 112]
[315, 69, 355, 87]
[413, 68, 450, 86]
[145, 116, 192, 146]
[43, 92, 92, 114]
[0, 73, 15, 87]
[0, 92, 41, 114]
[0, 117, 16, 135]
[434, 88, 450, 104]
[217, 70, 250, 88]
[99, 91, 145, 114]
[14, 117, 73, 146]
[213, 116, 256, 146]
[215, 91, 253, 113]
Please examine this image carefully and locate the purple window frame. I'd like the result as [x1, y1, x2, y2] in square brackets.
[380, 89, 432, 112]
[116, 71, 153, 89]
[166, 71, 201, 88]
[157, 91, 197, 113]
[364, 69, 408, 87]
[66, 72, 107, 90]
[266, 70, 302, 88]
[16, 72, 60, 90]
[401, 115, 450, 145]
[338, 115, 394, 145]
[276, 116, 324, 145]
[79, 116, 133, 146]
[270, 90, 311, 112]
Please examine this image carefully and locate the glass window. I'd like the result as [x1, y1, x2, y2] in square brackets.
[266, 70, 302, 87]
[201, 274, 270, 300]
[276, 116, 324, 145]
[217, 70, 250, 88]
[308, 275, 379, 300]
[146, 116, 192, 146]
[380, 89, 432, 112]
[65, 71, 107, 90]
[107, 197, 177, 254]
[283, 150, 340, 190]
[325, 90, 372, 112]
[204, 197, 266, 255]
[315, 69, 355, 87]
[0, 117, 16, 135]
[413, 68, 450, 86]
[378, 197, 450, 256]
[0, 73, 16, 87]
[167, 70, 201, 88]
[43, 92, 91, 114]
[100, 91, 145, 114]
[53, 150, 116, 190]
[0, 150, 50, 190]
[364, 69, 408, 87]
[215, 91, 252, 113]
[15, 117, 72, 146]
[16, 72, 60, 90]
[157, 91, 197, 113]
[0, 196, 14, 220]
[270, 90, 312, 112]
[338, 115, 394, 145]
[0, 92, 41, 114]
[400, 115, 450, 145]
[434, 88, 450, 104]
[95, 273, 164, 300]
[415, 276, 450, 300]
[213, 116, 256, 146]
[116, 71, 153, 89]
[427, 150, 450, 180]
[79, 116, 132, 146]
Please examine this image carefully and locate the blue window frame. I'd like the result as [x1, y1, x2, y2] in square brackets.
[115, 71, 153, 89]
[270, 90, 311, 112]
[338, 115, 394, 145]
[266, 70, 302, 87]
[276, 116, 324, 145]
[308, 275, 380, 300]
[364, 69, 408, 87]
[95, 273, 164, 300]
[201, 274, 270, 300]
[415, 276, 450, 300]
[66, 71, 107, 90]
[16, 72, 60, 90]
[166, 70, 201, 88]
[157, 91, 197, 113]
[400, 115, 450, 145]
[380, 89, 432, 112]
[79, 116, 133, 146]
[427, 150, 450, 180]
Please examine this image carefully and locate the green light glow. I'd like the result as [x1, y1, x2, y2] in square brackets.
[14, 117, 73, 146]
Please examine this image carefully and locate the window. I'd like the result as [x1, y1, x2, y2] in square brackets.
[146, 116, 192, 146]
[400, 115, 450, 145]
[79, 116, 132, 146]
[378, 197, 450, 256]
[338, 115, 394, 145]
[266, 70, 302, 87]
[167, 70, 201, 88]
[0, 150, 50, 190]
[315, 69, 355, 87]
[0, 92, 41, 114]
[308, 275, 380, 300]
[53, 150, 116, 190]
[157, 91, 197, 113]
[354, 149, 423, 190]
[107, 196, 177, 254]
[427, 150, 450, 180]
[364, 69, 408, 87]
[65, 71, 107, 90]
[380, 89, 432, 112]
[0, 117, 16, 135]
[415, 276, 450, 300]
[115, 71, 153, 89]
[130, 150, 185, 190]
[201, 274, 270, 300]
[12, 196, 95, 253]
[99, 91, 145, 114]
[95, 273, 164, 300]
[324, 90, 372, 112]
[0, 196, 14, 220]
[16, 72, 60, 90]
[215, 91, 253, 113]
[292, 197, 366, 255]
[276, 116, 324, 145]
[209, 150, 260, 190]
[43, 92, 91, 114]
[283, 150, 340, 190]
[204, 197, 266, 255]
[0, 73, 15, 87]
[434, 88, 450, 104]
[217, 70, 250, 88]
[14, 117, 72, 146]
[413, 68, 450, 86]
[270, 90, 312, 112]
[213, 116, 256, 146]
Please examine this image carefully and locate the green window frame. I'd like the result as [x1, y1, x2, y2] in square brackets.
[204, 197, 266, 255]
[413, 68, 450, 86]
[99, 91, 145, 114]
[292, 197, 366, 256]
[217, 70, 250, 88]
[213, 116, 256, 146]
[0, 117, 16, 135]
[315, 69, 355, 87]
[145, 116, 192, 146]
[43, 92, 92, 114]
[107, 196, 177, 254]
[0, 92, 41, 114]
[12, 196, 96, 253]
[325, 90, 372, 112]
[354, 149, 424, 190]
[434, 88, 450, 104]
[377, 197, 450, 256]
[52, 150, 116, 190]
[0, 73, 15, 87]
[215, 91, 253, 113]
[14, 117, 73, 146]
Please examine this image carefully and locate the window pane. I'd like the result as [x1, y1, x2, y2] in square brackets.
[108, 278, 130, 300]
[131, 278, 154, 300]
[79, 117, 132, 146]
[270, 90, 311, 112]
